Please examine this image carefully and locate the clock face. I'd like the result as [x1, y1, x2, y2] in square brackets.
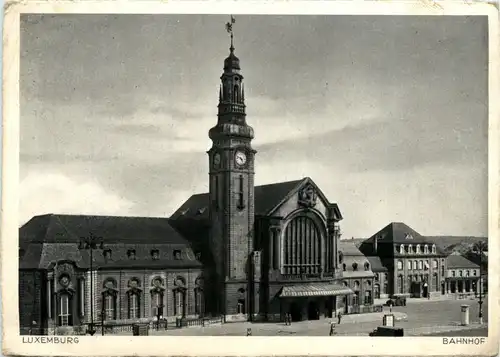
[213, 153, 221, 168]
[235, 151, 247, 166]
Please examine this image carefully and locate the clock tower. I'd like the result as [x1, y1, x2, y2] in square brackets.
[208, 17, 256, 321]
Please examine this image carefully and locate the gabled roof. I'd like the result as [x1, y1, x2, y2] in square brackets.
[170, 177, 342, 220]
[446, 255, 480, 269]
[20, 214, 189, 245]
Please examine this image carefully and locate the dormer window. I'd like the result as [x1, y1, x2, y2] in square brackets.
[352, 263, 358, 271]
[103, 249, 112, 260]
[364, 262, 370, 271]
[416, 244, 421, 254]
[405, 233, 413, 240]
[180, 208, 190, 216]
[151, 250, 160, 260]
[127, 249, 136, 260]
[399, 245, 405, 254]
[432, 245, 437, 254]
[197, 207, 206, 215]
[173, 250, 182, 260]
[424, 245, 429, 254]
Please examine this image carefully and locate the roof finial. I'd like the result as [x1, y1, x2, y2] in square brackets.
[225, 15, 236, 53]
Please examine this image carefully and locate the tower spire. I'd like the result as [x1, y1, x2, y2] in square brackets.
[225, 15, 236, 53]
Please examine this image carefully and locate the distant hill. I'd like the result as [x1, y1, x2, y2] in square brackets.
[426, 236, 487, 253]
[342, 236, 487, 253]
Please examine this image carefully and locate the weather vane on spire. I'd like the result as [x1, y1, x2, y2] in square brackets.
[225, 15, 236, 52]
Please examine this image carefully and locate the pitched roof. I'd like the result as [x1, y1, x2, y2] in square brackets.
[20, 214, 189, 245]
[446, 255, 480, 269]
[363, 222, 446, 252]
[366, 256, 388, 272]
[338, 240, 365, 256]
[170, 179, 304, 220]
[170, 177, 342, 220]
[19, 242, 202, 270]
[18, 214, 202, 270]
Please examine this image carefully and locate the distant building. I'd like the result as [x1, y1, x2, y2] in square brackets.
[337, 241, 376, 313]
[445, 254, 482, 297]
[358, 222, 448, 299]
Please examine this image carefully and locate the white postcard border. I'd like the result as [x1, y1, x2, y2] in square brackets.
[2, 1, 499, 356]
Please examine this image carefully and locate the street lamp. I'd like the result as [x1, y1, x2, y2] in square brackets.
[78, 233, 104, 336]
[472, 241, 487, 324]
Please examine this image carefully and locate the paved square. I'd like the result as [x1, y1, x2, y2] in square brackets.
[144, 298, 489, 336]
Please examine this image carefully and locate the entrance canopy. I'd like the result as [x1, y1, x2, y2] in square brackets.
[279, 283, 354, 298]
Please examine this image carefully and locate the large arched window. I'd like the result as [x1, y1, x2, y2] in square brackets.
[103, 292, 117, 320]
[151, 277, 166, 318]
[102, 278, 118, 321]
[127, 278, 142, 319]
[58, 293, 73, 326]
[282, 215, 323, 274]
[172, 276, 186, 317]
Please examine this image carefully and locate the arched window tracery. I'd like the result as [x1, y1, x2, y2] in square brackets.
[282, 214, 323, 275]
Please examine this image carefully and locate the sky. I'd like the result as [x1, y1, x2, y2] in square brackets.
[19, 14, 489, 238]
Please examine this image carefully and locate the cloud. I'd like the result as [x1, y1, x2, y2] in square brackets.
[19, 173, 135, 225]
[19, 15, 488, 237]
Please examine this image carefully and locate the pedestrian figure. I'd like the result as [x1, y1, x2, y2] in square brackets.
[288, 313, 292, 326]
[337, 312, 342, 324]
[246, 328, 252, 336]
[329, 322, 336, 336]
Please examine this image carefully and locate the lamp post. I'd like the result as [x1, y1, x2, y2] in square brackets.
[100, 309, 106, 336]
[78, 233, 104, 336]
[472, 241, 487, 324]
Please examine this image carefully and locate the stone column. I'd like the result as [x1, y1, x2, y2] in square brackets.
[46, 277, 52, 319]
[326, 206, 338, 273]
[80, 278, 85, 317]
[269, 218, 282, 272]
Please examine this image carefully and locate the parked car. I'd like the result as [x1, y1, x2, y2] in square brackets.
[385, 296, 407, 307]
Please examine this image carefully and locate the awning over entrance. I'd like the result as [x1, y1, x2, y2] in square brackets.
[279, 283, 354, 298]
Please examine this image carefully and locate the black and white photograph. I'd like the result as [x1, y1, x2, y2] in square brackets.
[2, 2, 499, 356]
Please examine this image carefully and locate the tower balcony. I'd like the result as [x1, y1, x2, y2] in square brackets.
[209, 123, 254, 140]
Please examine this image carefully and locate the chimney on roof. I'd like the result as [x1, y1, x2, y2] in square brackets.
[374, 235, 379, 254]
